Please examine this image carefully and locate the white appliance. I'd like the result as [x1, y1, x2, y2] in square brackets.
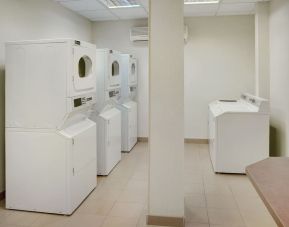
[92, 49, 122, 175]
[118, 54, 138, 152]
[5, 39, 97, 215]
[97, 108, 121, 175]
[118, 101, 138, 152]
[130, 25, 188, 43]
[208, 93, 270, 174]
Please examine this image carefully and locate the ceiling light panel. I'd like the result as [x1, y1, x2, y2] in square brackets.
[57, 0, 106, 11]
[99, 0, 141, 8]
[77, 9, 117, 20]
[184, 0, 219, 4]
[110, 7, 147, 19]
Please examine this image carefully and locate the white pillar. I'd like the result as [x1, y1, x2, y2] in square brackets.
[255, 2, 269, 99]
[148, 0, 184, 226]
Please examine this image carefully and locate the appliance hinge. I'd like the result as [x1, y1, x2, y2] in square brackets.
[72, 138, 75, 145]
[72, 168, 75, 176]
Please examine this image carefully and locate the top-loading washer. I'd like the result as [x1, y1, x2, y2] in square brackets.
[208, 93, 269, 174]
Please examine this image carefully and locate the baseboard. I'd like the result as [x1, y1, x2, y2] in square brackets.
[137, 137, 148, 142]
[137, 137, 208, 144]
[0, 191, 5, 201]
[184, 138, 209, 144]
[147, 215, 185, 227]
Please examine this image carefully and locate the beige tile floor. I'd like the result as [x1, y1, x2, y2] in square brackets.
[0, 142, 277, 227]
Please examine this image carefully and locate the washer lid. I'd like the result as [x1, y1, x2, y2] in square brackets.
[210, 100, 257, 117]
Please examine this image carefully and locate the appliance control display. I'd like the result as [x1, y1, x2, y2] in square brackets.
[73, 96, 93, 107]
[130, 87, 136, 92]
[74, 98, 82, 107]
[109, 90, 120, 98]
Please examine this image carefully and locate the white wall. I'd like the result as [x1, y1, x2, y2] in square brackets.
[92, 19, 149, 138]
[0, 0, 92, 193]
[92, 16, 255, 139]
[255, 2, 270, 99]
[184, 16, 255, 139]
[269, 0, 289, 157]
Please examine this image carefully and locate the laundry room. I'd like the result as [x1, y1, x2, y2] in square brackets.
[0, 0, 289, 227]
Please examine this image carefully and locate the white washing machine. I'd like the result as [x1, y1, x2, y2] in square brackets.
[5, 39, 97, 215]
[92, 49, 122, 175]
[118, 54, 138, 152]
[208, 93, 270, 174]
[118, 101, 138, 152]
[97, 108, 121, 175]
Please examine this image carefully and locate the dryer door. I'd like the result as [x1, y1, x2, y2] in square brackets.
[108, 54, 121, 89]
[73, 46, 96, 92]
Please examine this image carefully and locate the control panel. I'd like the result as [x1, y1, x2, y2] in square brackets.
[72, 93, 95, 109]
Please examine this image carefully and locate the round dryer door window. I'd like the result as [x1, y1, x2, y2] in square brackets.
[73, 45, 95, 93]
[111, 61, 119, 77]
[78, 56, 92, 78]
[131, 63, 136, 75]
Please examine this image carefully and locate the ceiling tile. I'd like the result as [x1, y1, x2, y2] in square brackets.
[218, 2, 256, 15]
[222, 0, 257, 3]
[110, 7, 148, 19]
[58, 0, 106, 11]
[77, 9, 116, 20]
[184, 3, 219, 17]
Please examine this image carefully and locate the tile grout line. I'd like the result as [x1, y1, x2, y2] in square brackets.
[229, 182, 249, 227]
[199, 147, 211, 227]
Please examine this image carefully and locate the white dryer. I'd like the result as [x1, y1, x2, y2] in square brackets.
[92, 49, 122, 175]
[5, 39, 97, 215]
[118, 54, 138, 152]
[208, 93, 269, 174]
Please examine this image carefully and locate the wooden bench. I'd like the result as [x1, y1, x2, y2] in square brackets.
[246, 157, 289, 227]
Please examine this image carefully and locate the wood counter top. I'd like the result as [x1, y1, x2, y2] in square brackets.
[246, 157, 289, 227]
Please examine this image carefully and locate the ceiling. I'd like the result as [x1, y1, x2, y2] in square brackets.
[54, 0, 269, 21]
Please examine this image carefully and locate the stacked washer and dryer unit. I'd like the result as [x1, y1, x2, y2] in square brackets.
[91, 49, 122, 176]
[208, 93, 270, 174]
[5, 39, 97, 214]
[118, 54, 138, 152]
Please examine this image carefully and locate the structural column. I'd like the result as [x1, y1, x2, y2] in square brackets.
[255, 2, 269, 99]
[148, 0, 184, 226]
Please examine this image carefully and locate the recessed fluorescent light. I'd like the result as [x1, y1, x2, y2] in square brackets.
[184, 0, 219, 4]
[100, 0, 140, 9]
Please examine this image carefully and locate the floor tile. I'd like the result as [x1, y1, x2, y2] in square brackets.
[30, 214, 69, 227]
[64, 214, 105, 227]
[206, 194, 238, 209]
[101, 216, 139, 227]
[76, 199, 115, 216]
[118, 189, 147, 203]
[185, 207, 208, 224]
[108, 202, 143, 219]
[185, 223, 209, 227]
[207, 208, 245, 225]
[185, 194, 206, 208]
[0, 210, 40, 226]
